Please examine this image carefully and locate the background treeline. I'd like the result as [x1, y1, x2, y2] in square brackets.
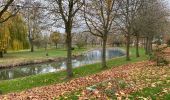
[0, 0, 170, 78]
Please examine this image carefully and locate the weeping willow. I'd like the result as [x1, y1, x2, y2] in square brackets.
[9, 14, 29, 50]
[0, 14, 11, 51]
[0, 12, 29, 51]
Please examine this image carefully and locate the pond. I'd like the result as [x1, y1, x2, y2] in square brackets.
[0, 48, 125, 80]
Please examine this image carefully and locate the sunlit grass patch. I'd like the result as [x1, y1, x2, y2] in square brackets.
[129, 77, 170, 100]
[59, 78, 130, 99]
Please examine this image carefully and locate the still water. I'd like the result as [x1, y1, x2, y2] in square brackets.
[0, 48, 125, 80]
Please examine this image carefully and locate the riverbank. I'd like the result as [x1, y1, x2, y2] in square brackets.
[0, 48, 126, 80]
[59, 48, 170, 99]
[0, 48, 87, 68]
[0, 47, 125, 69]
[0, 47, 147, 94]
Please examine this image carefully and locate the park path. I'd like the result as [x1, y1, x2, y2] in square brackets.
[1, 47, 170, 100]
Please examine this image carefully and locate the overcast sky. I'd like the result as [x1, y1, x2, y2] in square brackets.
[166, 0, 170, 8]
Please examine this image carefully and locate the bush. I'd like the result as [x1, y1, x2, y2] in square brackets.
[152, 44, 169, 66]
[71, 47, 75, 50]
[76, 41, 86, 49]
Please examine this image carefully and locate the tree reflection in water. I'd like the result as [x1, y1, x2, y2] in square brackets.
[0, 48, 125, 80]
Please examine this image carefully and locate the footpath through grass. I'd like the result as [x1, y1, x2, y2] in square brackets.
[0, 47, 147, 94]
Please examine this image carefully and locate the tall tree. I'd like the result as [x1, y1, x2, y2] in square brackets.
[116, 0, 143, 60]
[0, 16, 10, 57]
[9, 14, 29, 50]
[84, 0, 118, 68]
[138, 0, 168, 55]
[48, 0, 84, 78]
[50, 31, 61, 49]
[22, 0, 44, 52]
[0, 13, 29, 57]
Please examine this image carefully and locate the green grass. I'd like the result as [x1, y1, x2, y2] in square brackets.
[129, 78, 170, 100]
[0, 47, 148, 94]
[0, 48, 87, 64]
[59, 47, 170, 100]
[59, 78, 129, 100]
[6, 48, 87, 57]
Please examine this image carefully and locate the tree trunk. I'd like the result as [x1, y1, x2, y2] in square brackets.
[0, 0, 14, 21]
[55, 43, 58, 49]
[0, 51, 3, 58]
[31, 43, 34, 52]
[101, 40, 103, 46]
[28, 26, 34, 52]
[148, 38, 152, 55]
[85, 36, 88, 48]
[145, 37, 149, 55]
[150, 40, 153, 52]
[126, 34, 130, 61]
[4, 50, 7, 54]
[136, 35, 140, 57]
[92, 41, 94, 47]
[66, 28, 73, 78]
[29, 37, 34, 52]
[102, 36, 107, 69]
[44, 42, 48, 56]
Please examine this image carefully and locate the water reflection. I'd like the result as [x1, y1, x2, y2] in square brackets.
[0, 49, 125, 80]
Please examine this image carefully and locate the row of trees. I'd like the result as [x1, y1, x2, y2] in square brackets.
[47, 0, 168, 78]
[0, 0, 169, 78]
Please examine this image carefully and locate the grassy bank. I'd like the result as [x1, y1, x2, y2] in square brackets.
[129, 77, 170, 100]
[60, 62, 170, 100]
[0, 47, 148, 94]
[0, 48, 87, 65]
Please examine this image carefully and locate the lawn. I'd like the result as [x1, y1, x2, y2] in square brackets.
[129, 69, 170, 100]
[58, 50, 170, 100]
[129, 79, 170, 100]
[60, 76, 170, 100]
[0, 48, 87, 65]
[0, 47, 148, 94]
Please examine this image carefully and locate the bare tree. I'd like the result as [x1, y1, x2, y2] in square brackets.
[84, 0, 118, 68]
[47, 0, 84, 78]
[116, 0, 144, 60]
[21, 0, 45, 52]
[0, 0, 20, 23]
[134, 0, 168, 55]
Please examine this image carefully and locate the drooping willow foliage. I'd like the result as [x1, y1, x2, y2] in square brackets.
[0, 12, 29, 51]
[0, 12, 11, 51]
[9, 14, 29, 50]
